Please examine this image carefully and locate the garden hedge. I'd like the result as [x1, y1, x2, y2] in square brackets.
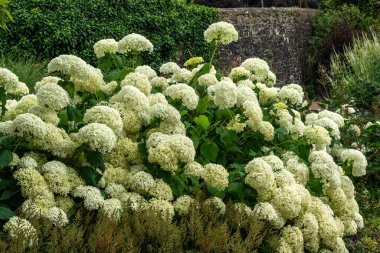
[0, 0, 218, 68]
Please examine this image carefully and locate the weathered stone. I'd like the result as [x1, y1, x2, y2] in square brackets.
[218, 7, 317, 85]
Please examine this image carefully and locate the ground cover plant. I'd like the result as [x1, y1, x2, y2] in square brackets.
[0, 21, 369, 252]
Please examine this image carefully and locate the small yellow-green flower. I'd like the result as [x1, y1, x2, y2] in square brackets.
[184, 57, 204, 67]
[273, 102, 288, 110]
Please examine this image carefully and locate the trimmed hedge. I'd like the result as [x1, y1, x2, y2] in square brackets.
[0, 0, 218, 68]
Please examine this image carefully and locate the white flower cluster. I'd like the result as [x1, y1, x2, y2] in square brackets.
[0, 68, 29, 95]
[93, 39, 119, 58]
[204, 21, 238, 45]
[118, 33, 153, 54]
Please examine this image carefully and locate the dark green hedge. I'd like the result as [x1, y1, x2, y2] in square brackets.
[0, 0, 218, 68]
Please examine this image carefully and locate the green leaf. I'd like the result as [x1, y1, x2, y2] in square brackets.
[104, 68, 133, 83]
[0, 206, 14, 220]
[196, 96, 209, 114]
[189, 63, 211, 87]
[98, 56, 112, 71]
[0, 190, 17, 201]
[194, 115, 210, 130]
[228, 182, 244, 200]
[84, 150, 105, 171]
[58, 80, 75, 98]
[0, 179, 14, 191]
[67, 106, 83, 123]
[220, 130, 237, 145]
[0, 150, 12, 169]
[0, 87, 6, 116]
[0, 135, 14, 149]
[77, 166, 102, 186]
[200, 142, 218, 162]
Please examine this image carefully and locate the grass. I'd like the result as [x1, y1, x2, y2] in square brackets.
[0, 54, 47, 92]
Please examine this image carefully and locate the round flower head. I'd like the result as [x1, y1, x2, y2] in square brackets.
[174, 195, 193, 215]
[203, 197, 226, 215]
[271, 185, 302, 220]
[160, 62, 180, 75]
[77, 123, 117, 154]
[201, 163, 229, 191]
[83, 105, 123, 137]
[120, 72, 151, 95]
[164, 83, 199, 110]
[303, 125, 331, 150]
[102, 198, 123, 220]
[41, 161, 72, 195]
[150, 77, 169, 90]
[93, 39, 118, 58]
[3, 217, 37, 247]
[198, 73, 219, 87]
[277, 226, 304, 253]
[208, 80, 237, 109]
[172, 68, 192, 83]
[184, 57, 204, 68]
[28, 105, 60, 126]
[2, 95, 38, 121]
[73, 185, 104, 210]
[241, 58, 270, 83]
[204, 21, 238, 45]
[36, 83, 70, 111]
[146, 199, 175, 220]
[128, 171, 156, 195]
[44, 207, 69, 227]
[148, 93, 168, 106]
[135, 65, 157, 80]
[0, 68, 29, 95]
[184, 162, 204, 177]
[229, 67, 250, 82]
[149, 178, 174, 201]
[278, 84, 304, 106]
[34, 76, 62, 91]
[340, 149, 367, 177]
[253, 202, 285, 229]
[118, 33, 153, 54]
[245, 158, 275, 192]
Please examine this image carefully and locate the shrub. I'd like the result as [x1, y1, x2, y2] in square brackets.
[306, 4, 379, 96]
[0, 0, 13, 30]
[0, 0, 218, 69]
[323, 33, 380, 113]
[0, 22, 368, 252]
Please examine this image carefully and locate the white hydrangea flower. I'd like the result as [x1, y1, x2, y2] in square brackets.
[278, 84, 304, 106]
[0, 68, 29, 95]
[340, 149, 367, 177]
[285, 157, 309, 185]
[317, 110, 345, 128]
[226, 114, 246, 133]
[73, 185, 105, 210]
[277, 226, 304, 253]
[159, 62, 180, 75]
[148, 93, 168, 106]
[303, 125, 331, 150]
[119, 192, 147, 211]
[184, 161, 204, 177]
[146, 132, 195, 171]
[83, 105, 123, 137]
[149, 179, 173, 201]
[77, 123, 117, 154]
[150, 76, 169, 90]
[44, 207, 69, 227]
[204, 197, 226, 215]
[35, 83, 70, 111]
[93, 38, 118, 58]
[3, 217, 37, 247]
[19, 156, 38, 169]
[28, 105, 60, 125]
[236, 85, 258, 106]
[34, 76, 62, 91]
[174, 195, 193, 215]
[201, 163, 229, 191]
[241, 58, 270, 83]
[172, 68, 192, 83]
[102, 198, 123, 220]
[204, 21, 238, 45]
[41, 161, 73, 195]
[128, 171, 155, 195]
[245, 158, 275, 192]
[258, 121, 275, 141]
[48, 55, 104, 94]
[55, 196, 76, 213]
[271, 185, 302, 220]
[258, 86, 279, 105]
[229, 66, 250, 82]
[237, 79, 255, 89]
[135, 65, 157, 80]
[146, 199, 175, 220]
[120, 72, 151, 95]
[2, 95, 38, 121]
[295, 213, 320, 253]
[105, 183, 127, 199]
[118, 33, 153, 54]
[164, 83, 199, 110]
[253, 202, 285, 229]
[208, 80, 237, 109]
[198, 73, 218, 87]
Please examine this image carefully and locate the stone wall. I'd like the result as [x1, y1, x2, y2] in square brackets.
[218, 8, 317, 85]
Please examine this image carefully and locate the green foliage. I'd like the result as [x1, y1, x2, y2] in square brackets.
[306, 3, 379, 96]
[0, 0, 218, 68]
[323, 33, 380, 113]
[0, 0, 13, 31]
[0, 200, 269, 252]
[0, 55, 46, 92]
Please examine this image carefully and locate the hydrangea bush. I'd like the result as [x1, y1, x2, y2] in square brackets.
[0, 22, 368, 252]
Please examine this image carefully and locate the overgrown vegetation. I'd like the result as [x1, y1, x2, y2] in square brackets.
[0, 0, 218, 68]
